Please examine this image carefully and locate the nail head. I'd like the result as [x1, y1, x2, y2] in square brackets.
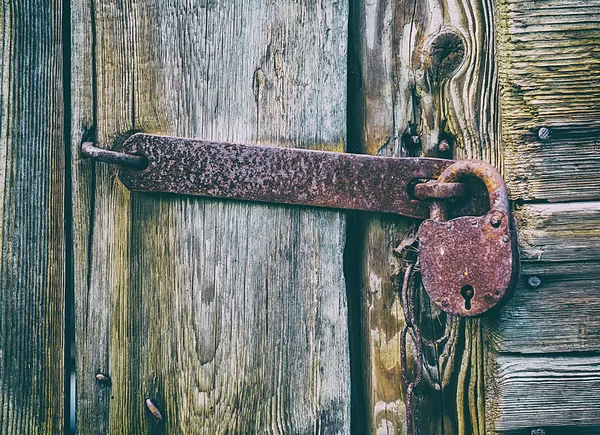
[95, 373, 111, 385]
[145, 398, 163, 421]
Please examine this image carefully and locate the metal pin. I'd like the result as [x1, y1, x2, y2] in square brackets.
[145, 398, 163, 421]
[413, 181, 467, 200]
[81, 142, 148, 170]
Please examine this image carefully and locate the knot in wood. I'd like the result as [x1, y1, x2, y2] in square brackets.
[424, 31, 466, 81]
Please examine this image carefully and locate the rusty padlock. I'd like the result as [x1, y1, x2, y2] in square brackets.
[417, 161, 519, 317]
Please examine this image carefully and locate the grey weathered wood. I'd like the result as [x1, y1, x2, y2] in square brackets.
[498, 0, 600, 201]
[487, 202, 600, 353]
[516, 202, 600, 266]
[71, 1, 350, 433]
[486, 355, 600, 432]
[355, 0, 497, 433]
[487, 1, 600, 427]
[357, 0, 600, 433]
[0, 1, 65, 433]
[488, 274, 600, 354]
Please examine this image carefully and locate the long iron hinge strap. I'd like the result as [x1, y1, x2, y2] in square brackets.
[82, 133, 466, 220]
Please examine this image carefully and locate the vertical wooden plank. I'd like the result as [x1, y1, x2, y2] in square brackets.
[354, 0, 498, 433]
[71, 0, 350, 433]
[0, 0, 65, 433]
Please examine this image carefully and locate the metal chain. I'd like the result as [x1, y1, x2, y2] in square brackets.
[399, 260, 423, 435]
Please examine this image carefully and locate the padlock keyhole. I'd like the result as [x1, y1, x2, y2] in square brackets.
[461, 285, 475, 310]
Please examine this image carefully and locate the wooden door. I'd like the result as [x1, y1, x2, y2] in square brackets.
[2, 0, 600, 433]
[70, 0, 351, 433]
[356, 0, 600, 434]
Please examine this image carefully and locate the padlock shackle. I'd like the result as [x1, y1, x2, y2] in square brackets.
[430, 160, 509, 221]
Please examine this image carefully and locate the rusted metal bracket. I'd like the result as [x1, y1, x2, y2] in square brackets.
[81, 133, 519, 318]
[82, 133, 473, 219]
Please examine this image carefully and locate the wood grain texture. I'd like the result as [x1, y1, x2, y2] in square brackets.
[354, 0, 497, 433]
[0, 1, 64, 433]
[497, 0, 600, 201]
[488, 202, 600, 353]
[486, 355, 600, 432]
[71, 1, 350, 433]
[485, 205, 600, 433]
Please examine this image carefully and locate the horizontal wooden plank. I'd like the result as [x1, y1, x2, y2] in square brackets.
[487, 202, 600, 353]
[500, 427, 600, 435]
[516, 202, 600, 265]
[497, 0, 600, 201]
[487, 274, 600, 353]
[487, 355, 600, 432]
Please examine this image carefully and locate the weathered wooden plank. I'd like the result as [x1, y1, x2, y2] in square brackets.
[71, 1, 350, 433]
[497, 0, 600, 201]
[0, 1, 65, 433]
[499, 427, 600, 435]
[489, 273, 600, 354]
[486, 202, 600, 432]
[354, 0, 498, 433]
[487, 202, 600, 354]
[486, 355, 600, 432]
[516, 202, 600, 266]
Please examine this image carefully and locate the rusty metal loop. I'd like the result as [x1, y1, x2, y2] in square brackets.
[400, 324, 423, 388]
[430, 160, 508, 221]
[413, 181, 467, 200]
[81, 142, 148, 170]
[401, 262, 415, 327]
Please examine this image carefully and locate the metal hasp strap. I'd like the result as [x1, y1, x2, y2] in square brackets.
[81, 133, 518, 319]
[83, 133, 471, 219]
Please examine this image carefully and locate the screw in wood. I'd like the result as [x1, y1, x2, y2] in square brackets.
[537, 127, 550, 140]
[95, 373, 111, 385]
[438, 139, 451, 152]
